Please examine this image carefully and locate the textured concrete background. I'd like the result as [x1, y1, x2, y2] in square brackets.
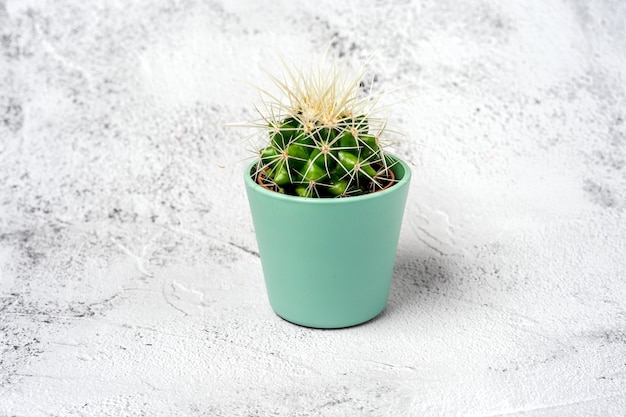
[1, 0, 626, 416]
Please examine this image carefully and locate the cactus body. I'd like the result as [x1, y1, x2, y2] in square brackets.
[251, 59, 396, 198]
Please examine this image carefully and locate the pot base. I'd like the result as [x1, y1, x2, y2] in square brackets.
[273, 307, 385, 329]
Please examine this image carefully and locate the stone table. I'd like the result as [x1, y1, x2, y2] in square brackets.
[1, 0, 625, 415]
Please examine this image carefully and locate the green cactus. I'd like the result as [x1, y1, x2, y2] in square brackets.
[250, 58, 397, 198]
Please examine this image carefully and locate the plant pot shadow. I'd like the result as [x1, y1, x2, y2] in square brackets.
[376, 246, 456, 322]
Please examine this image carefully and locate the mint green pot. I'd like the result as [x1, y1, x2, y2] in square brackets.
[244, 156, 411, 328]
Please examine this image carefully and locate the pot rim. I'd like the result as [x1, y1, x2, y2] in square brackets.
[244, 154, 411, 205]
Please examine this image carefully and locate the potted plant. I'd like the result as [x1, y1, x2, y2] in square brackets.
[242, 55, 411, 328]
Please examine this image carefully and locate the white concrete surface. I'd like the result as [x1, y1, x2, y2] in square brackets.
[1, 0, 626, 415]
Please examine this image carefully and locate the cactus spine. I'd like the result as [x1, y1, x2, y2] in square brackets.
[251, 58, 396, 198]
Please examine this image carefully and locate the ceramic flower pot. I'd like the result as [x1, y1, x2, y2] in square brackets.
[244, 155, 411, 328]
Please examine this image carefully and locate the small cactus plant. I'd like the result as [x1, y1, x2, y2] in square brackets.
[249, 56, 398, 198]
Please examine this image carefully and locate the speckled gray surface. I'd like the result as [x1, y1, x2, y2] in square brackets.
[1, 0, 625, 416]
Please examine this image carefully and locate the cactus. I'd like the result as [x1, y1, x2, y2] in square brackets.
[250, 57, 398, 198]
